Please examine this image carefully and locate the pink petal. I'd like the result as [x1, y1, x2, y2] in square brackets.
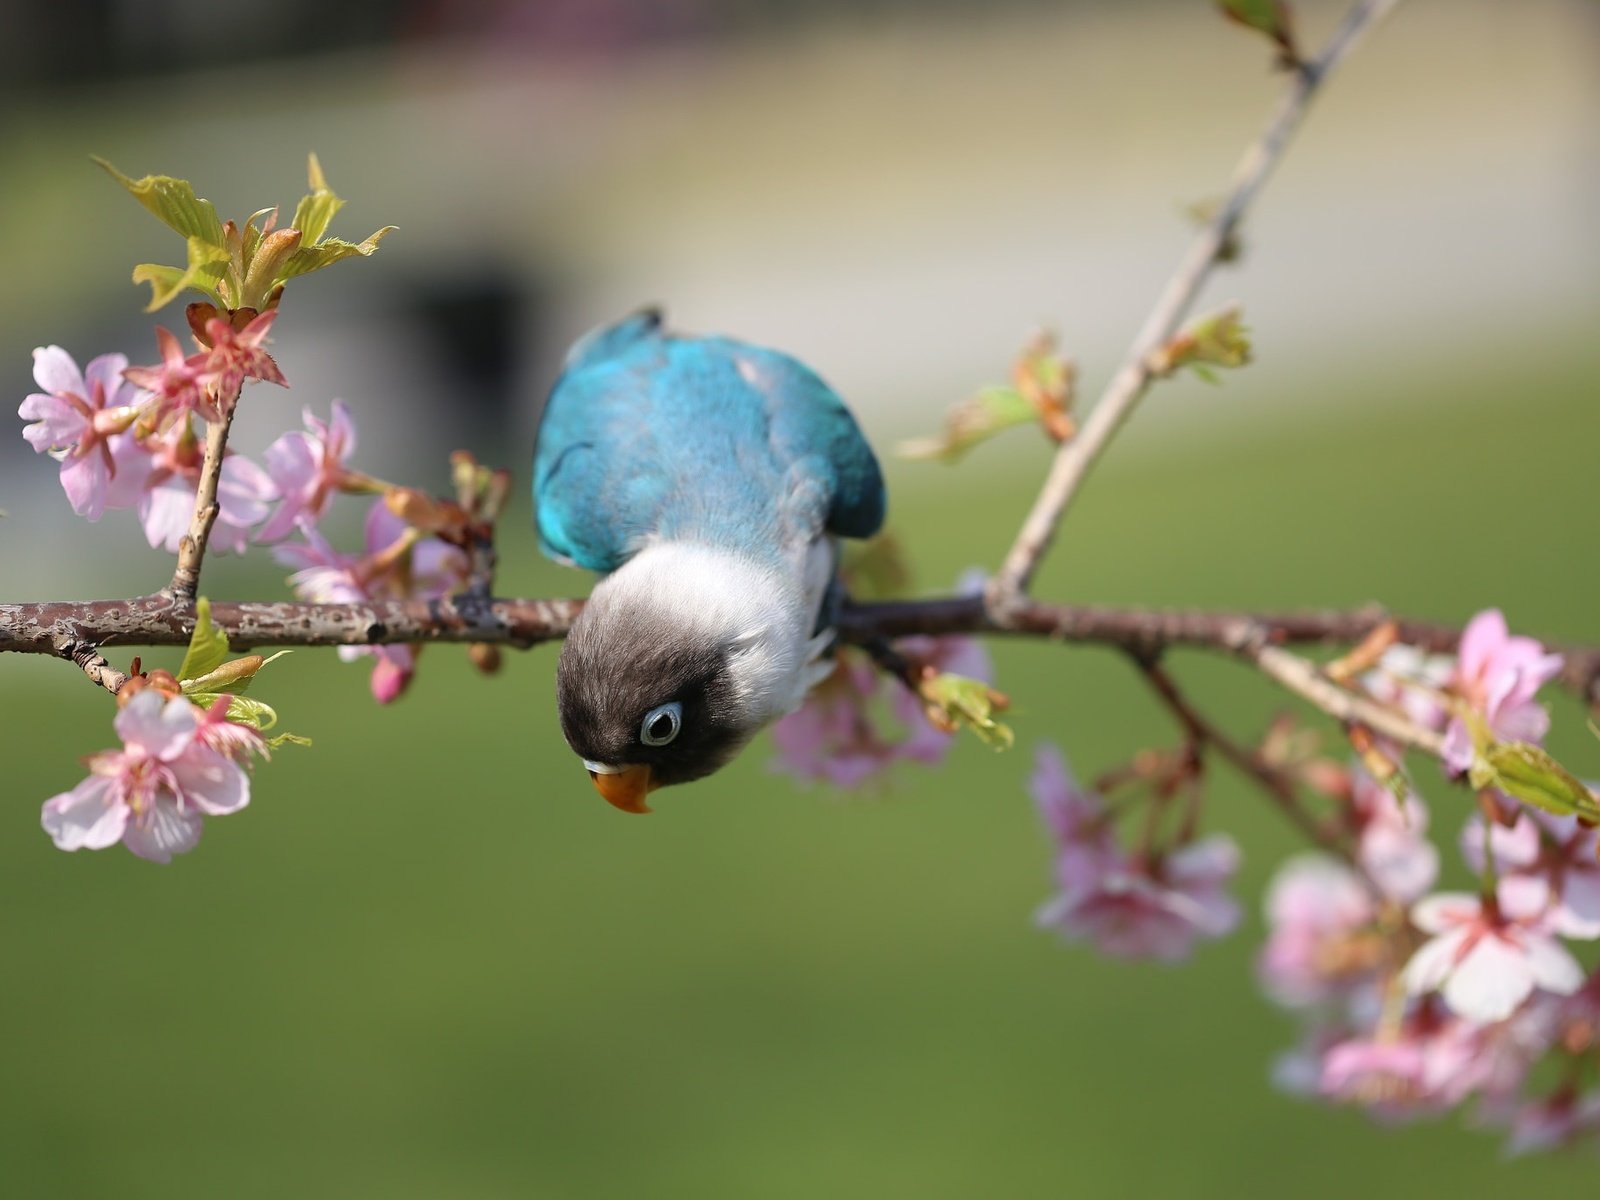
[329, 399, 357, 457]
[32, 345, 86, 397]
[1029, 743, 1076, 834]
[121, 797, 203, 863]
[1492, 700, 1551, 746]
[140, 479, 196, 552]
[1522, 934, 1585, 996]
[1360, 823, 1439, 904]
[1183, 887, 1242, 938]
[256, 434, 317, 542]
[1165, 835, 1241, 886]
[369, 649, 413, 704]
[41, 776, 127, 851]
[218, 454, 277, 525]
[1460, 812, 1542, 874]
[18, 392, 86, 449]
[58, 452, 110, 521]
[1442, 936, 1535, 1022]
[1264, 854, 1372, 929]
[1411, 892, 1479, 935]
[364, 497, 408, 555]
[1499, 874, 1556, 923]
[1401, 927, 1470, 995]
[168, 745, 250, 815]
[101, 433, 154, 510]
[113, 691, 196, 761]
[1440, 718, 1475, 775]
[1458, 609, 1508, 681]
[82, 352, 132, 405]
[1554, 871, 1600, 941]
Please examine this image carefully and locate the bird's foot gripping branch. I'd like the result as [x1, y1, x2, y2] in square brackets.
[8, 0, 1600, 1156]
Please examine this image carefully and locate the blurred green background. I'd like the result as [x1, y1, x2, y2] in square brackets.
[3, 1, 1598, 1196]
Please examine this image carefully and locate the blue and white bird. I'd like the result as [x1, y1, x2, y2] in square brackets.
[532, 310, 886, 813]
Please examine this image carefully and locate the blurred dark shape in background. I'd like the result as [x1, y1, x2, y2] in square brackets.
[401, 263, 548, 458]
[0, 0, 1110, 91]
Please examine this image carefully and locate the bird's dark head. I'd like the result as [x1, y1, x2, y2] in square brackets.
[555, 545, 806, 813]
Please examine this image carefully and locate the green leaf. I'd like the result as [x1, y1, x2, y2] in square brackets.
[1217, 0, 1298, 60]
[288, 153, 345, 247]
[898, 386, 1037, 463]
[131, 236, 229, 311]
[187, 692, 279, 731]
[279, 228, 397, 282]
[94, 158, 225, 247]
[921, 672, 1014, 751]
[1478, 742, 1600, 823]
[177, 597, 230, 683]
[1149, 306, 1252, 380]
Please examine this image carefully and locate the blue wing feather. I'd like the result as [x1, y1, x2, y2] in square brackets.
[533, 313, 885, 574]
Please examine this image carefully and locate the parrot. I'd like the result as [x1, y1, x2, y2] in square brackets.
[532, 309, 886, 813]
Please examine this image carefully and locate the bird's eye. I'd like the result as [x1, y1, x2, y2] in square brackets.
[640, 701, 683, 747]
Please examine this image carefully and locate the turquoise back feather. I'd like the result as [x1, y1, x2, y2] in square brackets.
[533, 311, 886, 574]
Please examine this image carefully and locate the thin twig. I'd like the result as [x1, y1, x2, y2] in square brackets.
[52, 636, 128, 696]
[1224, 625, 1448, 757]
[991, 0, 1402, 602]
[168, 400, 237, 602]
[1132, 653, 1355, 862]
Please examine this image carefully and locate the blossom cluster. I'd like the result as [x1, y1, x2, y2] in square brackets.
[20, 325, 284, 551]
[770, 630, 995, 786]
[19, 345, 468, 702]
[42, 688, 266, 863]
[1045, 608, 1599, 1154]
[776, 599, 1597, 1153]
[1031, 742, 1242, 960]
[1248, 610, 1599, 1150]
[1261, 800, 1600, 1153]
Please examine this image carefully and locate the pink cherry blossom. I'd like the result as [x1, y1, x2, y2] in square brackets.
[123, 327, 210, 419]
[257, 401, 364, 542]
[1319, 1013, 1489, 1120]
[40, 691, 251, 863]
[1440, 609, 1564, 774]
[771, 569, 995, 786]
[272, 498, 467, 704]
[367, 646, 417, 705]
[274, 523, 364, 605]
[1462, 808, 1600, 941]
[18, 346, 149, 520]
[135, 420, 276, 554]
[364, 500, 467, 601]
[1402, 885, 1584, 1022]
[1350, 769, 1438, 904]
[1258, 854, 1378, 1008]
[1031, 743, 1121, 903]
[194, 695, 270, 763]
[1037, 831, 1241, 962]
[194, 309, 287, 402]
[1500, 1088, 1600, 1157]
[770, 655, 905, 787]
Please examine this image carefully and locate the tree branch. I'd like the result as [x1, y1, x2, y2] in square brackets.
[4, 592, 1595, 711]
[168, 399, 237, 602]
[991, 0, 1402, 602]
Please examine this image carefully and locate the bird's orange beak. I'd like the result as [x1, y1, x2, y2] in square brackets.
[585, 762, 655, 814]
